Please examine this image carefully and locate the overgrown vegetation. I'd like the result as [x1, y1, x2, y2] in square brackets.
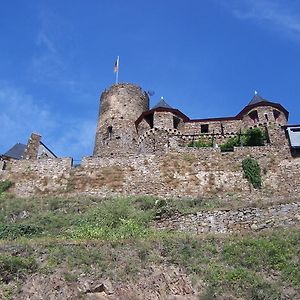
[187, 128, 266, 151]
[220, 128, 266, 151]
[0, 255, 37, 283]
[0, 195, 299, 299]
[0, 180, 12, 195]
[242, 157, 262, 189]
[187, 138, 213, 148]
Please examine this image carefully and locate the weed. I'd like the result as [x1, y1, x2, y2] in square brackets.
[0, 181, 12, 195]
[0, 255, 37, 282]
[0, 224, 42, 240]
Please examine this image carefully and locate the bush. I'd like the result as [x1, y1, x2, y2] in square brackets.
[220, 136, 240, 151]
[0, 224, 42, 240]
[188, 138, 212, 148]
[0, 180, 12, 195]
[0, 255, 37, 282]
[242, 157, 262, 189]
[244, 128, 265, 146]
[68, 198, 154, 240]
[220, 128, 265, 151]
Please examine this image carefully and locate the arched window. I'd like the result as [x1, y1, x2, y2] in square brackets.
[248, 110, 259, 123]
[273, 110, 281, 122]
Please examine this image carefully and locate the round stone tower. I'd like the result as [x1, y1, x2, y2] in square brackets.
[93, 83, 149, 157]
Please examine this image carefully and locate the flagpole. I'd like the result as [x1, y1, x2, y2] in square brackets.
[115, 56, 119, 84]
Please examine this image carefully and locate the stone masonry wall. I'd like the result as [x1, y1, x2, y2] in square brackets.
[1, 144, 299, 202]
[0, 160, 5, 171]
[0, 158, 72, 197]
[183, 119, 243, 135]
[93, 83, 149, 157]
[22, 133, 41, 160]
[155, 202, 300, 234]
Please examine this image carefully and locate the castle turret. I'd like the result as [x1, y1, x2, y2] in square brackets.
[93, 83, 149, 157]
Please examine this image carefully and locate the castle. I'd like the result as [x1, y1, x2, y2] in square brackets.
[93, 83, 297, 157]
[0, 82, 300, 199]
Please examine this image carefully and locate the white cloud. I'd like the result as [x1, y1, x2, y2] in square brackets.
[0, 83, 95, 159]
[0, 84, 54, 143]
[225, 0, 300, 40]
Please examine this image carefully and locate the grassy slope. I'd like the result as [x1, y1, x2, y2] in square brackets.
[0, 194, 299, 299]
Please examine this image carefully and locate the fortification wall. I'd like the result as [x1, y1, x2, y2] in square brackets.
[1, 145, 299, 202]
[0, 158, 72, 197]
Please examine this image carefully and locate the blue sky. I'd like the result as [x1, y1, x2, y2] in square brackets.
[1, 0, 300, 160]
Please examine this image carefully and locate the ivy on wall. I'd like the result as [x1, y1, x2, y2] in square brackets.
[242, 157, 262, 189]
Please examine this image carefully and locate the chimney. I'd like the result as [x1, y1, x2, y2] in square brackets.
[22, 133, 41, 160]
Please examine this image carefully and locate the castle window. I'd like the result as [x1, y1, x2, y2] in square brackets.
[107, 126, 113, 139]
[173, 116, 180, 129]
[145, 114, 154, 128]
[264, 113, 269, 121]
[273, 110, 281, 121]
[201, 124, 209, 133]
[248, 110, 259, 123]
[221, 123, 224, 135]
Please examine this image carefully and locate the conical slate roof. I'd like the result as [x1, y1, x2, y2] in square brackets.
[248, 93, 269, 106]
[152, 99, 173, 109]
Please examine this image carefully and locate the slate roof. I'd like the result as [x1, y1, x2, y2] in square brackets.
[248, 93, 269, 106]
[4, 143, 26, 159]
[152, 99, 173, 109]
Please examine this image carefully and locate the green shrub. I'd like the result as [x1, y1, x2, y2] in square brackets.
[188, 138, 212, 148]
[68, 198, 154, 240]
[0, 180, 12, 195]
[244, 128, 265, 146]
[220, 136, 240, 151]
[242, 157, 262, 189]
[0, 224, 42, 240]
[220, 128, 265, 151]
[134, 196, 157, 211]
[0, 255, 37, 282]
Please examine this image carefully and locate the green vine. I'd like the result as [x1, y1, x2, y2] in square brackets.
[242, 158, 262, 189]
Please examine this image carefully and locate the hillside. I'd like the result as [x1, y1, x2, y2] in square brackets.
[0, 192, 299, 299]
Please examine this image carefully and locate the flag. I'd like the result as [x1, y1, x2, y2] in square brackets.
[114, 56, 119, 73]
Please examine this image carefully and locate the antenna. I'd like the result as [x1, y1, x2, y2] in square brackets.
[147, 90, 155, 97]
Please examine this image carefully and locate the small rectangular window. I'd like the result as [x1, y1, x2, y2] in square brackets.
[201, 124, 209, 133]
[107, 126, 113, 139]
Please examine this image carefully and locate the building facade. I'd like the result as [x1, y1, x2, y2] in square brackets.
[94, 83, 293, 157]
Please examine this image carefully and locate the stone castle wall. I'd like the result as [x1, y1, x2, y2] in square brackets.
[1, 144, 299, 201]
[0, 158, 72, 197]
